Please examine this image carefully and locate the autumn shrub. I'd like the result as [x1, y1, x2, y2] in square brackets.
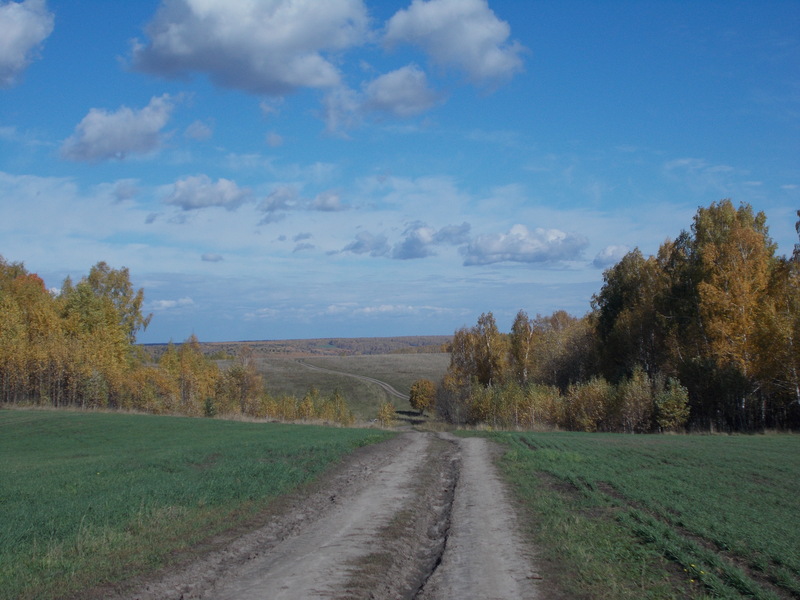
[377, 401, 396, 427]
[563, 377, 613, 432]
[655, 377, 690, 431]
[409, 378, 436, 414]
[614, 367, 655, 433]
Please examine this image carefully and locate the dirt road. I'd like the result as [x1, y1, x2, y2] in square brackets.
[296, 359, 408, 401]
[119, 432, 541, 600]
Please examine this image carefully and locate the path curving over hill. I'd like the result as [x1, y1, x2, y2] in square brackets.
[296, 359, 408, 401]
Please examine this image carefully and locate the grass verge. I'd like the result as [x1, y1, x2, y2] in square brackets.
[486, 431, 800, 599]
[0, 408, 392, 600]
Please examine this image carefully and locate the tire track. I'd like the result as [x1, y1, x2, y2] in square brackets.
[296, 359, 407, 401]
[113, 434, 542, 600]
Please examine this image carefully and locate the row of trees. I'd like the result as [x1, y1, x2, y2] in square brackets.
[0, 258, 354, 424]
[440, 201, 800, 432]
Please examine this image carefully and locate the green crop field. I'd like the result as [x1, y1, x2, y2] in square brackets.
[489, 431, 800, 599]
[0, 409, 392, 600]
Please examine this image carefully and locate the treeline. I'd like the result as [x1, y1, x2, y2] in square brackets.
[440, 200, 800, 432]
[0, 259, 353, 424]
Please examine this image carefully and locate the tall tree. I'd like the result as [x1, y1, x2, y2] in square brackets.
[85, 262, 152, 343]
[593, 249, 666, 380]
[509, 310, 535, 385]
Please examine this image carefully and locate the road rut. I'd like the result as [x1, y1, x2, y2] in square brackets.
[117, 432, 540, 600]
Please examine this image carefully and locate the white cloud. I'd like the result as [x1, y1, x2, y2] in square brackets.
[392, 222, 437, 259]
[0, 0, 54, 88]
[184, 120, 213, 140]
[312, 190, 347, 212]
[201, 253, 223, 262]
[592, 245, 629, 269]
[363, 64, 440, 117]
[321, 86, 362, 135]
[434, 222, 471, 244]
[342, 231, 390, 257]
[384, 0, 524, 86]
[149, 297, 194, 311]
[164, 175, 251, 211]
[61, 95, 176, 162]
[463, 224, 588, 266]
[266, 131, 284, 147]
[132, 0, 369, 95]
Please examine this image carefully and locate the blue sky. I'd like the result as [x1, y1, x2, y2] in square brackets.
[1, 0, 798, 343]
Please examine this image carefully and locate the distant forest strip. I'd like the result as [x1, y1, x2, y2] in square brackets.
[0, 261, 353, 424]
[438, 200, 800, 432]
[144, 335, 452, 359]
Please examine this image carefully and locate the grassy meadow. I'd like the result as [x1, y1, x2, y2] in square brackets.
[0, 409, 392, 600]
[489, 431, 800, 599]
[254, 353, 451, 418]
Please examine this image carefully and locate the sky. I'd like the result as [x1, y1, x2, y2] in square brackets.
[1, 0, 798, 343]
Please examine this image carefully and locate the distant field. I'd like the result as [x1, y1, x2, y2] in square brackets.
[0, 410, 392, 600]
[489, 431, 800, 599]
[255, 353, 451, 419]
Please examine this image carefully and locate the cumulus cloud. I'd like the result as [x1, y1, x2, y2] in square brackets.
[184, 120, 213, 140]
[131, 0, 369, 95]
[434, 221, 471, 244]
[592, 245, 629, 269]
[384, 0, 524, 86]
[312, 191, 348, 212]
[164, 175, 251, 211]
[362, 64, 439, 117]
[342, 231, 390, 257]
[322, 64, 440, 133]
[342, 221, 473, 261]
[463, 224, 588, 266]
[0, 0, 54, 88]
[61, 95, 176, 162]
[149, 297, 194, 311]
[392, 223, 437, 259]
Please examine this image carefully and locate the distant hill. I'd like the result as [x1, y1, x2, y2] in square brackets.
[142, 335, 452, 360]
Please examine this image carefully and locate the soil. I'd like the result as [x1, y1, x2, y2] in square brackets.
[111, 432, 542, 600]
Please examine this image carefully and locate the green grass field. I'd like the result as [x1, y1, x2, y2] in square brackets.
[0, 409, 392, 600]
[489, 431, 800, 599]
[255, 353, 451, 418]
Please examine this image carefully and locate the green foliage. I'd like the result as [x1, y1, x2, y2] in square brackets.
[654, 378, 690, 431]
[492, 431, 800, 599]
[0, 410, 392, 600]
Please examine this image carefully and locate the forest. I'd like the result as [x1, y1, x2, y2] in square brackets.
[0, 261, 353, 424]
[439, 200, 800, 432]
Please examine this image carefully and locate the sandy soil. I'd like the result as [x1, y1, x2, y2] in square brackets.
[113, 432, 541, 600]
